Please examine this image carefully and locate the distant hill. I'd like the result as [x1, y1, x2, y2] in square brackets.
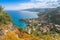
[38, 7, 60, 24]
[22, 8, 55, 12]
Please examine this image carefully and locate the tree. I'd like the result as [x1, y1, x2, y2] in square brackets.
[0, 6, 12, 25]
[0, 6, 3, 12]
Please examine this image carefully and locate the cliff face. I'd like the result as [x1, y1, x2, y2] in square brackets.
[0, 6, 22, 40]
[0, 13, 21, 40]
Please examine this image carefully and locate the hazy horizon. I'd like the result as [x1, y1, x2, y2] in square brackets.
[0, 0, 60, 10]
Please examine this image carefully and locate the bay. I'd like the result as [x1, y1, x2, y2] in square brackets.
[6, 10, 38, 29]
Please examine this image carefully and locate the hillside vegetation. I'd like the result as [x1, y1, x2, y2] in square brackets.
[38, 7, 60, 33]
[0, 6, 12, 25]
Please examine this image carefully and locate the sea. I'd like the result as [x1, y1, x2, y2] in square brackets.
[5, 10, 38, 29]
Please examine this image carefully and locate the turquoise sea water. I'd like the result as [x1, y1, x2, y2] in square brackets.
[6, 10, 38, 29]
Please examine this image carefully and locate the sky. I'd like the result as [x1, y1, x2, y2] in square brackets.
[0, 0, 60, 10]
